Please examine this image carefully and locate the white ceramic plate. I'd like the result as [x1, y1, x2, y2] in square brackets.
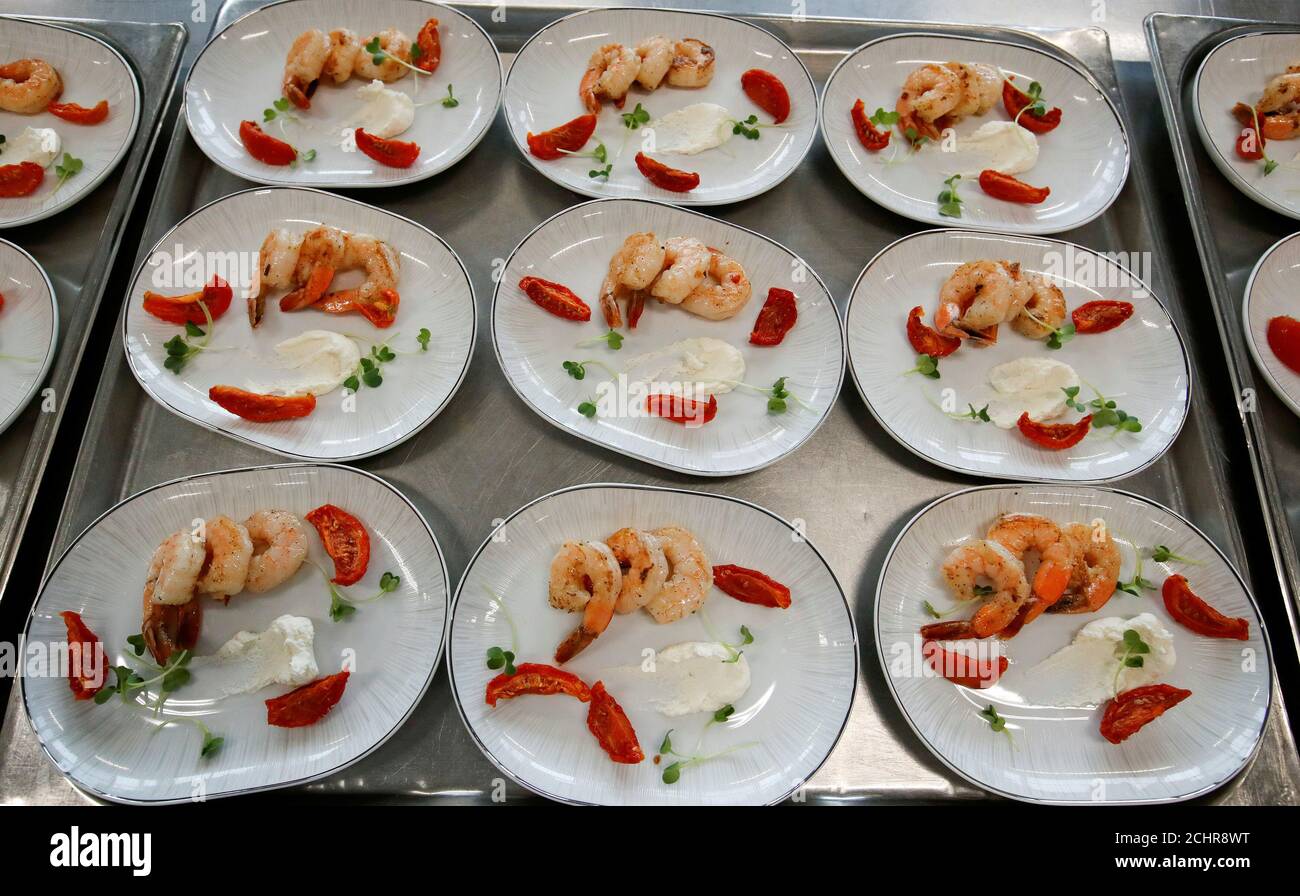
[0, 17, 141, 228]
[0, 238, 57, 436]
[449, 483, 857, 805]
[493, 198, 843, 476]
[504, 7, 817, 206]
[820, 32, 1129, 234]
[877, 484, 1271, 805]
[22, 463, 450, 804]
[1243, 231, 1300, 416]
[184, 0, 501, 189]
[123, 187, 475, 461]
[1192, 31, 1300, 220]
[845, 230, 1189, 483]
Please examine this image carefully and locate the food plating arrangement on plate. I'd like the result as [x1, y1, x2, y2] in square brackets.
[0, 1, 1298, 823]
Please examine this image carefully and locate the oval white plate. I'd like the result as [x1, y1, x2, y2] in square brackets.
[123, 187, 475, 461]
[877, 484, 1271, 805]
[845, 230, 1189, 483]
[449, 483, 857, 805]
[184, 0, 501, 189]
[1243, 231, 1300, 416]
[0, 238, 57, 436]
[505, 8, 817, 206]
[1193, 32, 1300, 220]
[0, 17, 141, 228]
[493, 198, 843, 476]
[22, 463, 449, 804]
[820, 32, 1129, 234]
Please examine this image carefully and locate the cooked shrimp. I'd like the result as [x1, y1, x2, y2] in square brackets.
[141, 531, 206, 665]
[943, 62, 1001, 120]
[986, 513, 1078, 610]
[600, 232, 665, 327]
[243, 510, 308, 593]
[280, 225, 348, 312]
[249, 228, 304, 326]
[1011, 275, 1067, 340]
[553, 541, 623, 663]
[283, 29, 332, 109]
[607, 527, 668, 614]
[934, 260, 1014, 339]
[666, 39, 715, 88]
[901, 63, 962, 124]
[1000, 261, 1034, 321]
[678, 249, 752, 321]
[579, 44, 640, 113]
[315, 232, 400, 321]
[941, 538, 1030, 638]
[1258, 66, 1300, 114]
[635, 36, 674, 91]
[322, 28, 362, 84]
[549, 541, 593, 611]
[354, 29, 412, 82]
[195, 516, 253, 601]
[1050, 521, 1121, 614]
[650, 236, 711, 304]
[644, 526, 711, 624]
[0, 59, 62, 114]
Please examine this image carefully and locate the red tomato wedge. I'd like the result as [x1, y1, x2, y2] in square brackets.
[526, 113, 598, 160]
[850, 99, 891, 151]
[1267, 315, 1300, 375]
[519, 276, 591, 321]
[1099, 683, 1191, 744]
[634, 152, 699, 192]
[239, 120, 297, 166]
[60, 611, 108, 700]
[355, 128, 420, 168]
[48, 99, 109, 125]
[415, 18, 441, 73]
[485, 663, 592, 706]
[741, 69, 790, 123]
[978, 169, 1051, 204]
[142, 276, 233, 327]
[1001, 79, 1062, 134]
[749, 287, 797, 346]
[1072, 300, 1134, 334]
[1232, 102, 1266, 160]
[586, 681, 644, 764]
[646, 393, 717, 426]
[922, 641, 1007, 689]
[209, 386, 316, 422]
[906, 305, 961, 358]
[1017, 412, 1090, 450]
[266, 671, 350, 728]
[0, 161, 44, 197]
[305, 504, 371, 586]
[713, 564, 792, 609]
[1162, 574, 1250, 641]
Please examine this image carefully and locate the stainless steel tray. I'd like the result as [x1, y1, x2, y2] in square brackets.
[1, 3, 1296, 805]
[0, 17, 186, 606]
[1147, 13, 1300, 664]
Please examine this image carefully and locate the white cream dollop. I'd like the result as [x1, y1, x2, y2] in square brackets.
[623, 336, 745, 396]
[4, 126, 61, 168]
[1026, 612, 1176, 707]
[356, 79, 414, 139]
[648, 103, 735, 155]
[949, 121, 1039, 177]
[984, 356, 1079, 429]
[642, 641, 752, 718]
[209, 614, 320, 697]
[256, 329, 361, 397]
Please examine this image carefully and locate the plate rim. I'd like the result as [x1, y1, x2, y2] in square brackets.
[873, 481, 1275, 806]
[502, 5, 819, 207]
[0, 237, 59, 438]
[1241, 229, 1300, 418]
[19, 460, 452, 806]
[120, 184, 477, 462]
[0, 15, 143, 229]
[843, 227, 1193, 484]
[181, 0, 504, 190]
[445, 480, 860, 806]
[816, 29, 1132, 235]
[490, 196, 846, 477]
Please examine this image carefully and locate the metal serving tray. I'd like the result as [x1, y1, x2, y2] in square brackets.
[0, 18, 185, 607]
[1, 3, 1296, 804]
[1147, 13, 1300, 663]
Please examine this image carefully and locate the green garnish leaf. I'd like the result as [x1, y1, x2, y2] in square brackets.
[979, 704, 1006, 732]
[621, 102, 650, 130]
[562, 360, 587, 380]
[577, 400, 597, 418]
[417, 328, 431, 352]
[662, 761, 683, 784]
[713, 704, 736, 724]
[659, 730, 674, 754]
[442, 84, 459, 108]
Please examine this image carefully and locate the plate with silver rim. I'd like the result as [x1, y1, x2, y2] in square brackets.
[0, 237, 57, 437]
[1242, 230, 1300, 418]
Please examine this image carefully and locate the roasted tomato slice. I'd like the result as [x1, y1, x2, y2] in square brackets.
[1267, 315, 1300, 375]
[978, 169, 1051, 204]
[266, 671, 350, 728]
[142, 275, 233, 327]
[1232, 102, 1266, 159]
[1099, 683, 1192, 744]
[355, 128, 420, 168]
[646, 393, 718, 425]
[485, 662, 592, 706]
[239, 120, 298, 166]
[919, 620, 978, 641]
[1001, 79, 1062, 134]
[47, 99, 109, 125]
[741, 68, 790, 123]
[1072, 299, 1134, 334]
[713, 564, 792, 608]
[906, 305, 961, 358]
[634, 152, 699, 192]
[415, 17, 441, 73]
[922, 640, 1007, 689]
[586, 681, 644, 764]
[0, 161, 44, 197]
[850, 99, 891, 151]
[1162, 574, 1250, 641]
[749, 287, 798, 346]
[526, 113, 598, 161]
[208, 386, 316, 422]
[518, 276, 591, 321]
[60, 611, 108, 699]
[1017, 412, 1091, 450]
[304, 504, 371, 586]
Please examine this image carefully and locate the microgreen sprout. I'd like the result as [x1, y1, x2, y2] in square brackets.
[342, 330, 429, 392]
[938, 173, 963, 218]
[578, 328, 624, 350]
[53, 152, 83, 194]
[1248, 105, 1280, 176]
[577, 398, 598, 418]
[364, 35, 431, 79]
[1113, 628, 1150, 694]
[923, 599, 962, 619]
[324, 567, 400, 622]
[1062, 384, 1142, 434]
[621, 102, 650, 130]
[1012, 81, 1049, 125]
[93, 641, 220, 759]
[486, 646, 517, 676]
[162, 301, 214, 375]
[904, 353, 941, 379]
[1151, 544, 1196, 564]
[727, 114, 780, 140]
[657, 708, 758, 784]
[441, 84, 459, 108]
[979, 704, 1014, 745]
[950, 403, 991, 423]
